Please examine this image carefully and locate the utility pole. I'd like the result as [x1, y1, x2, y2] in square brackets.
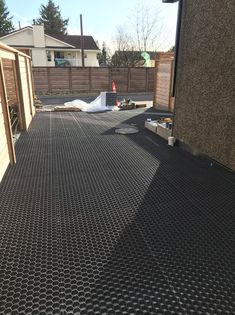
[80, 14, 85, 67]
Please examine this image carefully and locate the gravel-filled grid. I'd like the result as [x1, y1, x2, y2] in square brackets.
[0, 110, 234, 315]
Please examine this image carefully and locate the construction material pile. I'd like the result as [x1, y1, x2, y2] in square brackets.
[54, 93, 119, 113]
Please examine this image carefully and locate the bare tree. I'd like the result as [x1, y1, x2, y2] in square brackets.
[111, 1, 163, 66]
[132, 0, 162, 52]
[115, 26, 136, 52]
[111, 26, 144, 67]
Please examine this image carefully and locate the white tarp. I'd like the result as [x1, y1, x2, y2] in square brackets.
[62, 94, 118, 112]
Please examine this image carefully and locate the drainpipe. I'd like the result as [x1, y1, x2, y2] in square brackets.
[162, 0, 183, 137]
[171, 0, 183, 97]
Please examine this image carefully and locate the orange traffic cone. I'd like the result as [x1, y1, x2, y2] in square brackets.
[112, 81, 116, 92]
[112, 81, 118, 107]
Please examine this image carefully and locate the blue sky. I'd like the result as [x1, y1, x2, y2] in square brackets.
[6, 0, 178, 51]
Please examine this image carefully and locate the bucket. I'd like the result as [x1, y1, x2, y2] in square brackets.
[168, 136, 175, 146]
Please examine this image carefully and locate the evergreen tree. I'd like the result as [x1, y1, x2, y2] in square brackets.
[37, 0, 69, 35]
[0, 0, 15, 33]
[97, 42, 110, 66]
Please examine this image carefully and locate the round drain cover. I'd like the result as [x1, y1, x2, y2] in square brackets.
[115, 127, 139, 134]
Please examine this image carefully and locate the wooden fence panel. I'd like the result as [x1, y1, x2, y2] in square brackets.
[147, 67, 155, 91]
[90, 68, 109, 91]
[2, 59, 17, 106]
[33, 68, 49, 93]
[33, 67, 155, 94]
[49, 68, 70, 92]
[129, 68, 147, 92]
[110, 68, 129, 92]
[153, 52, 174, 112]
[71, 68, 90, 92]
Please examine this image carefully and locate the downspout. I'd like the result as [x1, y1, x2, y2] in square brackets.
[172, 0, 183, 97]
[162, 0, 183, 139]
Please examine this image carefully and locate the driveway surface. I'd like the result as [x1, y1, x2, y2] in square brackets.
[0, 109, 234, 314]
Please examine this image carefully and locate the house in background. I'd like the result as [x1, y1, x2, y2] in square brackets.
[0, 24, 100, 67]
[163, 0, 235, 171]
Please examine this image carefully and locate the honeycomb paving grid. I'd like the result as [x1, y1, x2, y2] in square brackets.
[0, 110, 234, 314]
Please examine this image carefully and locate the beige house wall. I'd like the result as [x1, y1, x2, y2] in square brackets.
[45, 36, 72, 48]
[84, 51, 99, 67]
[0, 26, 99, 67]
[173, 0, 235, 170]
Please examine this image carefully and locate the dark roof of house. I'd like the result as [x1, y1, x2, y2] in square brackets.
[47, 34, 99, 50]
[0, 27, 99, 51]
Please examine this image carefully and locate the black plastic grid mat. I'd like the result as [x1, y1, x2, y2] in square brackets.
[0, 110, 235, 315]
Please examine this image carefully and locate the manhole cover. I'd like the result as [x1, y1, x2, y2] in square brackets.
[115, 127, 139, 134]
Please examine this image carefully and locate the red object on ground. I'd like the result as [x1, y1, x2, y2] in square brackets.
[112, 81, 118, 106]
[112, 81, 116, 92]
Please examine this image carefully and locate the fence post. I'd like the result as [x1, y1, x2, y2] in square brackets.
[153, 54, 159, 109]
[89, 67, 92, 92]
[145, 68, 149, 92]
[12, 59, 24, 130]
[108, 67, 112, 91]
[127, 68, 131, 92]
[25, 57, 33, 115]
[69, 67, 72, 92]
[47, 67, 51, 93]
[15, 53, 26, 130]
[28, 60, 35, 100]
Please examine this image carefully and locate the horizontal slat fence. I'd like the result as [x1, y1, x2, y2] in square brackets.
[33, 67, 155, 94]
[153, 52, 175, 112]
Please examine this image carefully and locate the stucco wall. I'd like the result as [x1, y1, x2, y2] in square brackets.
[173, 0, 235, 170]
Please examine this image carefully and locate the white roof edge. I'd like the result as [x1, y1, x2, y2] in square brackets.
[84, 49, 100, 52]
[48, 48, 100, 52]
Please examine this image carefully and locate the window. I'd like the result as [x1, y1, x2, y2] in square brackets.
[46, 50, 52, 62]
[54, 51, 64, 59]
